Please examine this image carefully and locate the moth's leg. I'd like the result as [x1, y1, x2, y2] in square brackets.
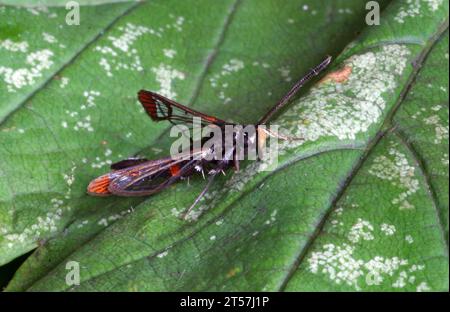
[180, 159, 229, 220]
[194, 163, 206, 179]
[181, 171, 218, 220]
[233, 158, 240, 172]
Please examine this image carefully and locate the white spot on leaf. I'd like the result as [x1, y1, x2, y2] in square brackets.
[369, 145, 419, 210]
[151, 64, 185, 99]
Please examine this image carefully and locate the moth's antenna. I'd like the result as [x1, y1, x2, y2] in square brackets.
[257, 56, 332, 125]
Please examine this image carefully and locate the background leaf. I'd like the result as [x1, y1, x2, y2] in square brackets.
[0, 0, 448, 291]
[0, 1, 135, 7]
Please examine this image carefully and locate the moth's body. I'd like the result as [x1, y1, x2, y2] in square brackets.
[87, 56, 332, 217]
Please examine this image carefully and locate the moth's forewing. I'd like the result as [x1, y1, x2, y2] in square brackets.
[87, 173, 114, 196]
[138, 90, 230, 127]
[87, 157, 172, 196]
[106, 149, 206, 196]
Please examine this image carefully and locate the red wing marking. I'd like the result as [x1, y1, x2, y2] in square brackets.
[138, 90, 229, 127]
[169, 164, 181, 176]
[87, 174, 112, 196]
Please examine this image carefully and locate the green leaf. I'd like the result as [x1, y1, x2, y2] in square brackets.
[0, 1, 134, 7]
[1, 0, 448, 291]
